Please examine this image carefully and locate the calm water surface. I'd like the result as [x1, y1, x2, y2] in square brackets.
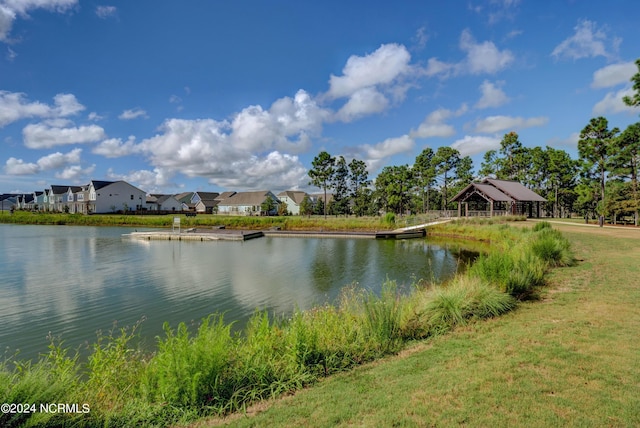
[0, 224, 471, 360]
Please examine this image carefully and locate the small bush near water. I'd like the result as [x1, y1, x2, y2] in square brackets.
[0, 222, 574, 427]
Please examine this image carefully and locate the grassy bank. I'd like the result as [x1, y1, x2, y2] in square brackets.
[0, 221, 574, 427]
[206, 222, 640, 427]
[0, 211, 400, 231]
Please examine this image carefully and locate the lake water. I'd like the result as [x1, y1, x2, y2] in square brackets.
[0, 224, 472, 361]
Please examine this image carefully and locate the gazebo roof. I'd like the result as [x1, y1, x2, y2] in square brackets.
[451, 179, 545, 203]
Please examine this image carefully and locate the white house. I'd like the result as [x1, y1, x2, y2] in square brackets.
[146, 194, 183, 211]
[88, 180, 147, 213]
[277, 191, 309, 215]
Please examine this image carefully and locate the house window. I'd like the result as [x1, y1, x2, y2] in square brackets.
[130, 194, 134, 200]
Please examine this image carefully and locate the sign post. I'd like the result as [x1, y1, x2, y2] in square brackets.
[173, 217, 181, 234]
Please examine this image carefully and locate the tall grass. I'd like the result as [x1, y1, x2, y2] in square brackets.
[0, 221, 574, 427]
[0, 211, 397, 231]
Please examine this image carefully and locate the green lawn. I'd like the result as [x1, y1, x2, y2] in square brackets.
[201, 223, 640, 427]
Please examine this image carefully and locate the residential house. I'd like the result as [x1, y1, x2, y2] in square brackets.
[49, 185, 73, 212]
[216, 190, 280, 216]
[192, 191, 220, 213]
[175, 192, 195, 211]
[32, 191, 45, 211]
[277, 191, 309, 215]
[87, 180, 147, 213]
[146, 194, 183, 212]
[0, 194, 18, 212]
[450, 178, 546, 218]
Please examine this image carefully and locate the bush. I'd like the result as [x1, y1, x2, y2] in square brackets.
[421, 276, 516, 336]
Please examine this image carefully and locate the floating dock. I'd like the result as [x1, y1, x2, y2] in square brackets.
[374, 228, 426, 239]
[124, 228, 264, 241]
[124, 221, 448, 242]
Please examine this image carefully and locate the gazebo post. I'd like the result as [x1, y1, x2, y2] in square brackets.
[490, 200, 494, 217]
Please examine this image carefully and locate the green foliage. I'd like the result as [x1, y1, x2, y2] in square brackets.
[622, 58, 640, 108]
[145, 315, 234, 410]
[382, 212, 396, 226]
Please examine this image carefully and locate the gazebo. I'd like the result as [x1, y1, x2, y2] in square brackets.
[451, 178, 546, 218]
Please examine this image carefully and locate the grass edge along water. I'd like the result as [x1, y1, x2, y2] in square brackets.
[0, 221, 573, 427]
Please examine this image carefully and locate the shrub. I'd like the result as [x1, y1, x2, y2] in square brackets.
[421, 276, 516, 336]
[529, 228, 575, 267]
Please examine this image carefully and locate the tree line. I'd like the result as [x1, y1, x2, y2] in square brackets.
[305, 59, 640, 224]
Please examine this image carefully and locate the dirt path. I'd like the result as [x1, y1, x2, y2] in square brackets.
[526, 219, 640, 239]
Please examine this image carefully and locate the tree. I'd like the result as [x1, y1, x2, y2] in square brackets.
[348, 158, 371, 217]
[375, 165, 414, 215]
[610, 122, 640, 224]
[413, 148, 436, 213]
[497, 131, 525, 181]
[623, 58, 640, 109]
[300, 195, 313, 218]
[331, 156, 350, 216]
[308, 151, 335, 219]
[432, 147, 460, 210]
[479, 149, 499, 178]
[261, 195, 276, 215]
[578, 117, 619, 215]
[546, 147, 578, 217]
[451, 155, 474, 198]
[277, 199, 289, 216]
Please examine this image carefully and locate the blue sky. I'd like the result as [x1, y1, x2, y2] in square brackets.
[1, 0, 639, 194]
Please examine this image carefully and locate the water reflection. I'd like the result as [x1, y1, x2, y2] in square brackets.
[0, 225, 475, 361]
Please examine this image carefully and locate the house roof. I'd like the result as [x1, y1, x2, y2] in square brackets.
[91, 180, 115, 191]
[50, 185, 74, 195]
[451, 183, 513, 203]
[218, 190, 277, 206]
[483, 179, 546, 202]
[451, 179, 546, 203]
[175, 192, 194, 203]
[277, 191, 308, 205]
[194, 191, 220, 201]
[215, 191, 236, 201]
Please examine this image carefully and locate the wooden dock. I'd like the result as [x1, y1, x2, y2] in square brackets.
[375, 228, 426, 239]
[124, 229, 264, 241]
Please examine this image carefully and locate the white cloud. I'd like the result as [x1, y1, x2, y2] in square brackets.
[472, 115, 548, 133]
[592, 87, 636, 115]
[119, 108, 148, 120]
[52, 93, 84, 116]
[423, 57, 455, 78]
[334, 87, 389, 122]
[413, 26, 429, 50]
[423, 30, 513, 78]
[36, 148, 82, 170]
[88, 112, 104, 121]
[107, 167, 174, 193]
[475, 80, 510, 108]
[93, 136, 137, 158]
[4, 148, 83, 175]
[95, 5, 116, 19]
[591, 61, 637, 88]
[55, 164, 95, 181]
[4, 157, 39, 175]
[451, 135, 501, 156]
[0, 0, 77, 42]
[326, 44, 412, 99]
[23, 120, 106, 148]
[459, 29, 514, 74]
[357, 134, 415, 171]
[132, 93, 319, 190]
[551, 19, 620, 61]
[0, 91, 85, 127]
[410, 105, 467, 139]
[0, 91, 50, 127]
